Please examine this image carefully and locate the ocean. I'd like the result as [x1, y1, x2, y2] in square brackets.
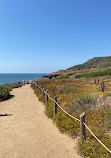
[0, 73, 48, 85]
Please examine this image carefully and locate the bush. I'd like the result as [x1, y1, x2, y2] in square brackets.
[57, 85, 77, 94]
[0, 86, 10, 101]
[69, 94, 96, 112]
[0, 83, 23, 102]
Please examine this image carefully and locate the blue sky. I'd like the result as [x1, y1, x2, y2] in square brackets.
[0, 0, 111, 73]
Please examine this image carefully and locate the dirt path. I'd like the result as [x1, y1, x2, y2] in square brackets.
[0, 85, 81, 158]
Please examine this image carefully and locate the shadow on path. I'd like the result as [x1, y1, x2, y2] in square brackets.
[7, 95, 14, 100]
[0, 95, 15, 102]
[0, 114, 12, 117]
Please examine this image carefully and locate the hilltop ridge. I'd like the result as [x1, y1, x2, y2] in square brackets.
[34, 56, 111, 81]
[67, 56, 111, 70]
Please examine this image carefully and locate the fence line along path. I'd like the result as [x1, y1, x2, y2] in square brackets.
[0, 84, 80, 158]
[35, 83, 111, 154]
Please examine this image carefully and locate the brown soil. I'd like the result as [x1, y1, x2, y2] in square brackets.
[0, 85, 81, 158]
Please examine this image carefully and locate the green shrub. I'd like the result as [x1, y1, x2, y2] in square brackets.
[75, 69, 111, 78]
[69, 94, 96, 112]
[0, 83, 22, 102]
[57, 85, 77, 94]
[53, 111, 80, 136]
[45, 100, 54, 118]
[57, 76, 69, 79]
[0, 86, 10, 101]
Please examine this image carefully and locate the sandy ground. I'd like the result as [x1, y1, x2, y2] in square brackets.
[0, 85, 81, 158]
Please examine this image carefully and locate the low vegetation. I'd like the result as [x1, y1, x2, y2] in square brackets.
[57, 76, 69, 79]
[31, 73, 111, 157]
[0, 86, 10, 101]
[4, 83, 23, 90]
[0, 83, 22, 101]
[75, 69, 111, 78]
[31, 57, 111, 157]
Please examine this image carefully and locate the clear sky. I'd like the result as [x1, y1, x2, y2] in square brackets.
[0, 0, 111, 73]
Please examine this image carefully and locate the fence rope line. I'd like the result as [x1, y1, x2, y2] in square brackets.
[48, 94, 55, 102]
[48, 94, 80, 121]
[55, 98, 111, 154]
[49, 94, 111, 154]
[48, 93, 80, 121]
[83, 123, 111, 154]
[34, 83, 111, 154]
[55, 101, 80, 122]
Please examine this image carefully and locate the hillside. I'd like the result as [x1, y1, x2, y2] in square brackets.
[67, 56, 111, 70]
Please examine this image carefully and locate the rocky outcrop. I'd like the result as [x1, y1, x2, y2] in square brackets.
[42, 74, 60, 79]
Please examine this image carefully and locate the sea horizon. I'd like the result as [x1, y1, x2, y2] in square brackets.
[0, 73, 49, 85]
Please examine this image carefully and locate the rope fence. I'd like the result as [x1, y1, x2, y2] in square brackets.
[33, 82, 111, 154]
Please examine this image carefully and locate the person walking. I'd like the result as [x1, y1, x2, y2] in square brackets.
[22, 80, 25, 85]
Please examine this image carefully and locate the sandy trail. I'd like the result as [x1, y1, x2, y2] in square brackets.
[0, 85, 80, 158]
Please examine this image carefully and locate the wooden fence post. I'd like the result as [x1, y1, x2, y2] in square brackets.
[80, 112, 86, 141]
[54, 96, 57, 115]
[101, 81, 105, 92]
[45, 90, 48, 104]
[94, 79, 96, 85]
[43, 88, 45, 96]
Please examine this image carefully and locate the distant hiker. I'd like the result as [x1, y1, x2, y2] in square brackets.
[27, 80, 29, 84]
[18, 81, 20, 85]
[23, 80, 25, 85]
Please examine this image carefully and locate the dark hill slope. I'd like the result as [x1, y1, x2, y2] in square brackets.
[67, 56, 111, 70]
